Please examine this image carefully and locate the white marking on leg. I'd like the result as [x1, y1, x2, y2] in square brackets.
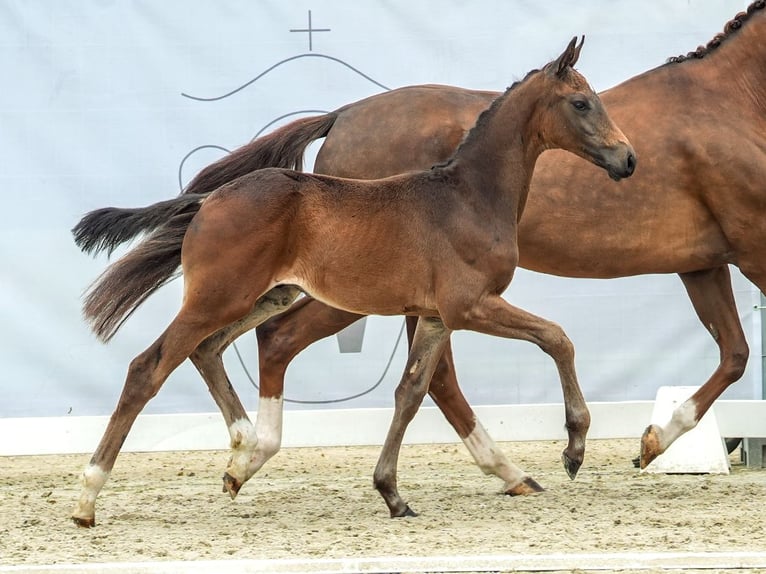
[225, 397, 284, 484]
[246, 396, 284, 478]
[462, 422, 527, 490]
[661, 398, 699, 449]
[226, 418, 258, 481]
[72, 464, 109, 521]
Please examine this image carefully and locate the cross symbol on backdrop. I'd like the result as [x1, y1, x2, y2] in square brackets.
[290, 10, 331, 51]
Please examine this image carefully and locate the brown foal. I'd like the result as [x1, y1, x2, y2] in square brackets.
[72, 38, 635, 526]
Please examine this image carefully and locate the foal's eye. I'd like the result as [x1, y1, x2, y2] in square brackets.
[572, 99, 590, 112]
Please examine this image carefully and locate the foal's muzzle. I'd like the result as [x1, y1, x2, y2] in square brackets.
[606, 146, 637, 181]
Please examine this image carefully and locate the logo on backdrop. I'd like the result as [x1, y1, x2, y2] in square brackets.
[177, 9, 390, 189]
[177, 10, 402, 404]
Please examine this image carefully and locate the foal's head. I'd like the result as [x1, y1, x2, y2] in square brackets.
[534, 37, 636, 181]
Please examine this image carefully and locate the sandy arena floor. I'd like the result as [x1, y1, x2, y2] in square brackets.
[1, 438, 765, 570]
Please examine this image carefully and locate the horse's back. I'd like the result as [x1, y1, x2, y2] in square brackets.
[317, 85, 498, 179]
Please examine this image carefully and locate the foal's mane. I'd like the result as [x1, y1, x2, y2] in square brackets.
[667, 0, 765, 64]
[430, 68, 540, 172]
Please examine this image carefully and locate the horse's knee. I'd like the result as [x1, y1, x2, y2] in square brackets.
[539, 326, 574, 363]
[723, 343, 749, 383]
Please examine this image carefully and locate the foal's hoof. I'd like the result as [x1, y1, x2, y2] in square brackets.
[561, 451, 582, 480]
[505, 476, 545, 496]
[640, 424, 662, 469]
[71, 515, 96, 528]
[222, 472, 242, 499]
[391, 505, 418, 518]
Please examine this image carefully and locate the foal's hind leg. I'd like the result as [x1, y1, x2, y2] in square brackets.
[188, 286, 302, 497]
[72, 310, 240, 527]
[641, 267, 749, 467]
[373, 316, 451, 517]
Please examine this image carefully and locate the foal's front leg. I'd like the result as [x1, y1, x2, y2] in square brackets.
[373, 316, 452, 517]
[188, 286, 302, 497]
[445, 295, 590, 478]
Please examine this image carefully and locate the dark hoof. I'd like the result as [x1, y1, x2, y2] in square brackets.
[222, 472, 242, 499]
[72, 515, 96, 528]
[506, 476, 545, 496]
[391, 505, 418, 518]
[631, 455, 641, 468]
[562, 452, 582, 480]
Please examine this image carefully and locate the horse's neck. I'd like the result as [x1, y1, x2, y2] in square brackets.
[686, 6, 766, 109]
[450, 84, 542, 212]
[721, 11, 766, 107]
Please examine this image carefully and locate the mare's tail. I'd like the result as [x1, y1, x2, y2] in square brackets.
[73, 113, 337, 257]
[183, 113, 337, 196]
[80, 194, 204, 343]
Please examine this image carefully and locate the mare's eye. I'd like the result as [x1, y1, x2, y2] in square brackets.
[572, 99, 590, 112]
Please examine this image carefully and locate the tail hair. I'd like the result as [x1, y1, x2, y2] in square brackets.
[82, 200, 202, 342]
[72, 194, 206, 257]
[183, 113, 337, 196]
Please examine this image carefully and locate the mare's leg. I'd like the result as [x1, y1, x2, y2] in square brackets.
[374, 316, 452, 517]
[255, 297, 365, 400]
[641, 267, 749, 467]
[187, 285, 302, 496]
[72, 303, 249, 527]
[406, 317, 543, 495]
[443, 296, 590, 478]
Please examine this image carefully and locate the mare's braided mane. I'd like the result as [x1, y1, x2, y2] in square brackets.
[667, 0, 765, 63]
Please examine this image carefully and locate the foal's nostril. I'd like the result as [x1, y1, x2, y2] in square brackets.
[626, 151, 637, 175]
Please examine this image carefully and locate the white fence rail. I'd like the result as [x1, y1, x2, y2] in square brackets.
[2, 401, 765, 456]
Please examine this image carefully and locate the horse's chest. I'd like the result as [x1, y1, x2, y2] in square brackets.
[454, 227, 518, 284]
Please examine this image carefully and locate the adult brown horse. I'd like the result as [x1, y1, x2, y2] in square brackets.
[157, 1, 761, 479]
[71, 38, 635, 526]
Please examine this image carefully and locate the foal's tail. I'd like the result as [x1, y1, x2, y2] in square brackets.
[72, 193, 208, 256]
[182, 113, 337, 196]
[80, 194, 204, 343]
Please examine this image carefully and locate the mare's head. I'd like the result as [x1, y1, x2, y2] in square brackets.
[534, 37, 636, 181]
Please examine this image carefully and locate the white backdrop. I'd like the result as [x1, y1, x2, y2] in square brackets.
[0, 0, 760, 420]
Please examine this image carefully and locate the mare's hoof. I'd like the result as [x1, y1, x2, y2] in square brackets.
[640, 424, 662, 469]
[72, 515, 96, 528]
[391, 505, 418, 518]
[505, 476, 545, 496]
[561, 452, 582, 480]
[222, 472, 242, 499]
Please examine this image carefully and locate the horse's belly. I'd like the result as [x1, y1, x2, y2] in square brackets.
[275, 269, 437, 317]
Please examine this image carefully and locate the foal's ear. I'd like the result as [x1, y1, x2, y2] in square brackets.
[551, 36, 585, 77]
